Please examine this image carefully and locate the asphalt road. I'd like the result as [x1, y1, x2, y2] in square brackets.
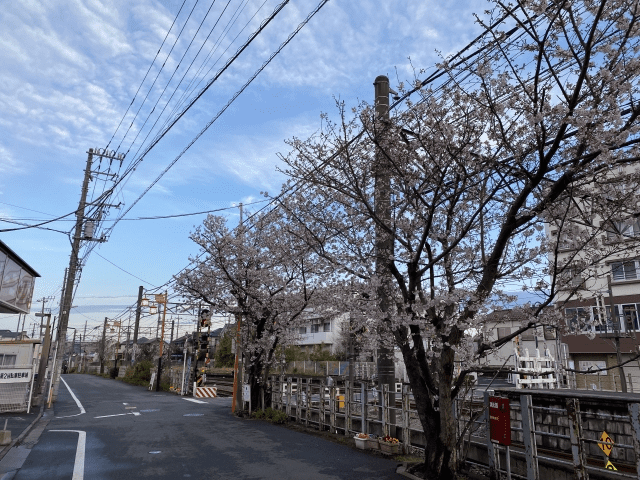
[14, 375, 404, 479]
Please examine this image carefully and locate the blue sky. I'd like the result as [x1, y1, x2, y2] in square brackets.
[0, 0, 488, 342]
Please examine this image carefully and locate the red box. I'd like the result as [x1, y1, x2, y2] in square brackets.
[489, 396, 511, 446]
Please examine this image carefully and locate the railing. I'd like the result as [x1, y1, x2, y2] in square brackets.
[270, 376, 640, 479]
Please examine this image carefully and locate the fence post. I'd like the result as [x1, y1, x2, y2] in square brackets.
[361, 382, 367, 434]
[484, 391, 499, 480]
[566, 398, 589, 480]
[345, 380, 351, 436]
[286, 377, 292, 418]
[402, 384, 410, 453]
[296, 377, 302, 423]
[320, 380, 326, 431]
[330, 385, 336, 433]
[520, 394, 539, 480]
[382, 384, 390, 437]
[305, 381, 311, 427]
[628, 403, 640, 479]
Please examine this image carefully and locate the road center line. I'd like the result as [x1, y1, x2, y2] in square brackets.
[56, 377, 86, 418]
[50, 430, 85, 480]
[183, 398, 207, 404]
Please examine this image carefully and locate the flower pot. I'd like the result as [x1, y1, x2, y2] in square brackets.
[379, 440, 401, 455]
[354, 436, 368, 450]
[366, 436, 379, 450]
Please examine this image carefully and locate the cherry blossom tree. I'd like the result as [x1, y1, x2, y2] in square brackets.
[279, 0, 640, 477]
[174, 211, 328, 408]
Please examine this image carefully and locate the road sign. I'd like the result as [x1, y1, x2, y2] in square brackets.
[604, 460, 617, 470]
[598, 431, 614, 456]
[489, 396, 511, 446]
[242, 384, 251, 402]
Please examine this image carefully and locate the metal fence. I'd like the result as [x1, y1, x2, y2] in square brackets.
[269, 376, 640, 480]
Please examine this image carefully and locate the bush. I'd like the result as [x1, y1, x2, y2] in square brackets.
[252, 408, 287, 424]
[122, 360, 153, 386]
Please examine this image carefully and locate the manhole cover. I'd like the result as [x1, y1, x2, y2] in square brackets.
[183, 413, 204, 417]
[149, 451, 161, 454]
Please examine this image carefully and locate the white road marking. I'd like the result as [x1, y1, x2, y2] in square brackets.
[56, 378, 86, 418]
[183, 398, 207, 404]
[50, 430, 85, 480]
[122, 403, 128, 405]
[94, 412, 141, 419]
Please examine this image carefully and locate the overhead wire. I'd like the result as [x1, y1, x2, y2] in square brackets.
[107, 0, 189, 153]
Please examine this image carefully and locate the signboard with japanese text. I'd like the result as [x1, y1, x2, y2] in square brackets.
[0, 369, 30, 383]
[489, 396, 511, 446]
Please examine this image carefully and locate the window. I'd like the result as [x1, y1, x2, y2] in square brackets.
[0, 355, 16, 366]
[298, 327, 307, 334]
[323, 321, 331, 332]
[611, 261, 639, 281]
[591, 305, 618, 332]
[606, 218, 640, 241]
[560, 267, 584, 289]
[310, 324, 319, 333]
[565, 307, 590, 332]
[621, 304, 640, 331]
[497, 327, 511, 339]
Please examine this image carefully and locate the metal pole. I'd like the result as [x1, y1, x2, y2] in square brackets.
[608, 275, 628, 392]
[51, 150, 94, 401]
[373, 75, 396, 428]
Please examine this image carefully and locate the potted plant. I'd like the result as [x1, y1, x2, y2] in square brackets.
[366, 434, 379, 450]
[354, 432, 368, 450]
[378, 435, 401, 455]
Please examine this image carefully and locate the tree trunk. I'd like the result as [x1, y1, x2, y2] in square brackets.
[401, 345, 457, 480]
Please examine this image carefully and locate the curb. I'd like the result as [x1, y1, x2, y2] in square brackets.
[0, 402, 46, 462]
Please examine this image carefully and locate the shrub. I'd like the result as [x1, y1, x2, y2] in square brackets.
[251, 408, 287, 424]
[122, 360, 153, 386]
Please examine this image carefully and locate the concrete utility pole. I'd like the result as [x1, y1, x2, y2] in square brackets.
[51, 150, 93, 399]
[607, 275, 628, 392]
[100, 317, 108, 374]
[51, 148, 123, 401]
[132, 286, 143, 363]
[233, 203, 244, 414]
[373, 75, 396, 426]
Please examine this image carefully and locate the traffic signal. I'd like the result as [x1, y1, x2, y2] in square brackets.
[200, 309, 212, 328]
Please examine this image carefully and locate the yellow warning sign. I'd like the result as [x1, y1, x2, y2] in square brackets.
[605, 460, 617, 471]
[598, 431, 614, 456]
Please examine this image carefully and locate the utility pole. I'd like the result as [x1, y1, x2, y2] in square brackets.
[51, 148, 123, 401]
[374, 75, 396, 427]
[51, 150, 92, 398]
[100, 317, 108, 374]
[232, 203, 244, 413]
[70, 329, 77, 369]
[133, 286, 143, 363]
[607, 275, 628, 392]
[82, 321, 87, 373]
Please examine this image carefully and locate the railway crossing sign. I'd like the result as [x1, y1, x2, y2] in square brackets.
[598, 430, 614, 456]
[604, 460, 617, 471]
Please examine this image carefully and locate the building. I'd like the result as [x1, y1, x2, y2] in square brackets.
[543, 162, 640, 391]
[0, 240, 39, 315]
[294, 311, 347, 355]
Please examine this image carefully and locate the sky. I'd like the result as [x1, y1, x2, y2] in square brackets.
[0, 0, 491, 344]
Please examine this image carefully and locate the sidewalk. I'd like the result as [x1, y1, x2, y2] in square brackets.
[0, 405, 50, 480]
